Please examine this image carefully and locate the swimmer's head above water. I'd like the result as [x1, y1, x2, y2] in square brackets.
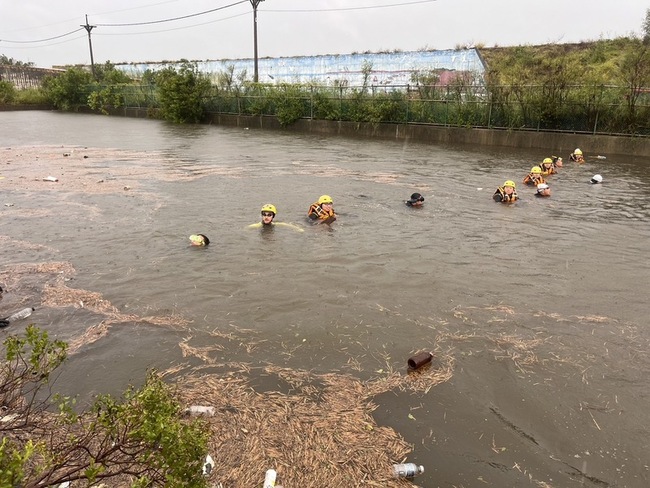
[189, 234, 210, 246]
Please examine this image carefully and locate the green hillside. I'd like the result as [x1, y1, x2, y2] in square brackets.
[478, 37, 648, 86]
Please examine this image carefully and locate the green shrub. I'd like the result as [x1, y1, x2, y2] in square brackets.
[14, 87, 49, 105]
[271, 84, 307, 126]
[311, 90, 340, 120]
[42, 67, 93, 110]
[0, 80, 16, 103]
[154, 62, 211, 123]
[0, 326, 209, 488]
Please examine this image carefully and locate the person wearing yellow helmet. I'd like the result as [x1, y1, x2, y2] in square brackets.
[308, 195, 337, 224]
[260, 204, 277, 225]
[493, 180, 518, 203]
[189, 234, 210, 246]
[248, 204, 304, 232]
[570, 148, 585, 163]
[523, 166, 546, 186]
[540, 157, 557, 176]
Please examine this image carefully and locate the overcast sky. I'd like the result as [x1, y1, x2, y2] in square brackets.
[1, 0, 648, 68]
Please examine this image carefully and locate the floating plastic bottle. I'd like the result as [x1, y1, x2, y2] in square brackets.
[2, 307, 34, 323]
[184, 405, 216, 416]
[202, 454, 214, 476]
[393, 463, 424, 478]
[407, 351, 433, 370]
[596, 155, 607, 160]
[263, 469, 277, 488]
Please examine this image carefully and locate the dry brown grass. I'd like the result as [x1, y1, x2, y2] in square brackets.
[174, 357, 455, 488]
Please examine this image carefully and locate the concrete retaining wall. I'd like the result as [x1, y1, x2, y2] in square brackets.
[0, 104, 52, 111]
[204, 113, 650, 158]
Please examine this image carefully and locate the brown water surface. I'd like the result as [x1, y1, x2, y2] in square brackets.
[1, 111, 649, 487]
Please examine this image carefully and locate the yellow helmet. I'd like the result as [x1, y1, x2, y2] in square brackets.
[261, 204, 276, 215]
[531, 166, 542, 174]
[503, 180, 516, 188]
[574, 148, 583, 155]
[189, 234, 210, 246]
[543, 157, 553, 164]
[318, 195, 333, 204]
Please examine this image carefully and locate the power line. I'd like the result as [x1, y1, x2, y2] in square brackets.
[263, 0, 438, 13]
[94, 12, 249, 36]
[0, 35, 87, 50]
[0, 0, 185, 34]
[0, 28, 85, 44]
[94, 0, 248, 27]
[0, 0, 247, 44]
[92, 0, 186, 18]
[0, 0, 438, 45]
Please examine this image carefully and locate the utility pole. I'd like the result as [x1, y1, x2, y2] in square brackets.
[250, 0, 264, 83]
[81, 14, 96, 79]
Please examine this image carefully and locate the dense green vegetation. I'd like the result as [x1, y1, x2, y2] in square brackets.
[480, 38, 650, 134]
[2, 17, 649, 135]
[0, 326, 209, 488]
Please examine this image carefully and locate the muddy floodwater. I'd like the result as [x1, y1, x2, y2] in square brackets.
[1, 111, 649, 487]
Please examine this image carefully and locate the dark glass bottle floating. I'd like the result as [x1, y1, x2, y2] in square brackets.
[407, 351, 433, 370]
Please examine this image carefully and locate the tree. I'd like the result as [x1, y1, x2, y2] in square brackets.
[271, 84, 307, 126]
[41, 67, 94, 111]
[88, 61, 134, 115]
[93, 61, 132, 85]
[0, 55, 35, 67]
[643, 8, 650, 44]
[0, 326, 210, 488]
[0, 80, 17, 103]
[154, 62, 211, 123]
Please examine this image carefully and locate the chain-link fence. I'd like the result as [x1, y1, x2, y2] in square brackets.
[111, 82, 650, 136]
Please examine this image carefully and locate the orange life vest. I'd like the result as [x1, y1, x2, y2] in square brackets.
[493, 187, 518, 202]
[308, 203, 336, 220]
[523, 174, 545, 186]
[540, 164, 557, 176]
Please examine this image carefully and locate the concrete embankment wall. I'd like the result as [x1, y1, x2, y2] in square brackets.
[0, 104, 52, 111]
[201, 112, 650, 159]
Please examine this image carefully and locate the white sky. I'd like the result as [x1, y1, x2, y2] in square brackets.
[1, 0, 648, 68]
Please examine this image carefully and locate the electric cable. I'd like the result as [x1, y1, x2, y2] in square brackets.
[94, 12, 248, 36]
[0, 34, 87, 50]
[1, 28, 85, 44]
[94, 0, 248, 27]
[262, 0, 438, 13]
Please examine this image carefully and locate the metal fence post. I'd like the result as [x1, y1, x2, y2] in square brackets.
[310, 85, 314, 120]
[487, 96, 492, 128]
[406, 84, 410, 123]
[445, 86, 450, 127]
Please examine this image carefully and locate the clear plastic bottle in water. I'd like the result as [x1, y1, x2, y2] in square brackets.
[393, 463, 424, 478]
[184, 405, 216, 417]
[263, 469, 277, 488]
[4, 307, 34, 323]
